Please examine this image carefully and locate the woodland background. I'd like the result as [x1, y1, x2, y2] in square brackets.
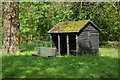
[2, 2, 120, 43]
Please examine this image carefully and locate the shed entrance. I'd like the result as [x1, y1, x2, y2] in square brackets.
[60, 34, 67, 55]
[69, 33, 76, 55]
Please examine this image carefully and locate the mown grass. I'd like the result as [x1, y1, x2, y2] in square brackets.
[2, 41, 118, 78]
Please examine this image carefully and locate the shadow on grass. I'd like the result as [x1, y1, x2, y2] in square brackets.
[2, 54, 118, 78]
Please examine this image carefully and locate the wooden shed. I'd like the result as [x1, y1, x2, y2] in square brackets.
[48, 20, 101, 56]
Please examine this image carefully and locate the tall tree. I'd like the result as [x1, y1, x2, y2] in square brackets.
[2, 2, 20, 54]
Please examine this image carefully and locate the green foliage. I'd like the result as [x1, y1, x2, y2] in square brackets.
[20, 41, 50, 52]
[19, 2, 69, 41]
[99, 41, 119, 48]
[70, 2, 119, 41]
[2, 41, 118, 78]
[19, 2, 119, 42]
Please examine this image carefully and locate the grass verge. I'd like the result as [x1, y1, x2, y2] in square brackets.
[2, 41, 118, 78]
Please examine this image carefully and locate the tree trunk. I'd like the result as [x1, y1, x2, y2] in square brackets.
[26, 34, 28, 43]
[118, 1, 120, 20]
[2, 2, 20, 54]
[31, 34, 33, 41]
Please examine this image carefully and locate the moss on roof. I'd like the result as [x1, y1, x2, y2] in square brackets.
[48, 20, 89, 33]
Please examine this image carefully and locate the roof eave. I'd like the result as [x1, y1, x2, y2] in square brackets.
[89, 20, 101, 32]
[78, 20, 90, 33]
[78, 20, 101, 33]
[48, 31, 78, 34]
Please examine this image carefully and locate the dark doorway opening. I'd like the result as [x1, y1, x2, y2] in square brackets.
[69, 33, 76, 55]
[60, 34, 67, 55]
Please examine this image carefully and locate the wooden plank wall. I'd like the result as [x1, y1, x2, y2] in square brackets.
[78, 24, 99, 55]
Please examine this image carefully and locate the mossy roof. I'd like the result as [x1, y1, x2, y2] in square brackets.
[48, 20, 90, 33]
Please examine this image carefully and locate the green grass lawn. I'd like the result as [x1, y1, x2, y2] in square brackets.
[2, 41, 118, 78]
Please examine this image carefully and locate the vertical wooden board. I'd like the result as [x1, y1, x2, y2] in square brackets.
[58, 34, 60, 56]
[50, 35, 53, 48]
[67, 34, 70, 55]
[76, 34, 79, 55]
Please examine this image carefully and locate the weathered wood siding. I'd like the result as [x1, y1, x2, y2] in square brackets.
[78, 23, 99, 54]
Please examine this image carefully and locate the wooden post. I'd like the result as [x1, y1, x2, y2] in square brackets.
[50, 35, 53, 56]
[67, 34, 70, 55]
[76, 34, 79, 55]
[50, 35, 52, 48]
[58, 34, 60, 56]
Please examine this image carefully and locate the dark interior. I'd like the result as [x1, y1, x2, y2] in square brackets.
[52, 34, 58, 49]
[69, 33, 76, 55]
[60, 34, 67, 55]
[52, 33, 77, 55]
